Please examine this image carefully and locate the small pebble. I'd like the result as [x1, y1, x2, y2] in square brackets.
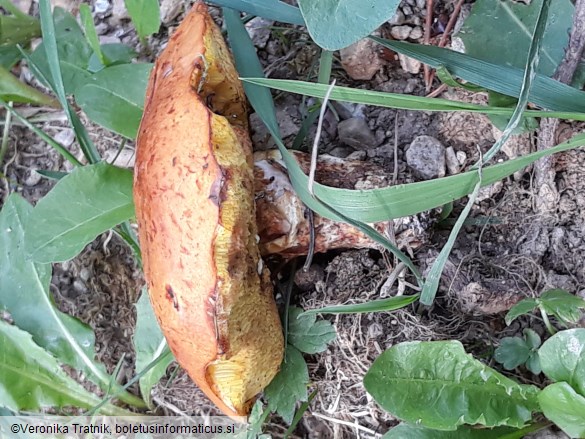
[340, 38, 385, 80]
[388, 10, 406, 25]
[94, 0, 110, 14]
[390, 25, 413, 40]
[402, 5, 413, 16]
[160, 0, 183, 23]
[73, 280, 88, 295]
[445, 146, 461, 174]
[294, 265, 325, 292]
[409, 26, 423, 40]
[398, 53, 421, 74]
[338, 118, 378, 150]
[406, 135, 446, 180]
[24, 169, 42, 187]
[54, 128, 75, 147]
[79, 268, 91, 282]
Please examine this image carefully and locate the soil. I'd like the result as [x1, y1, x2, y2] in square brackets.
[1, 0, 584, 438]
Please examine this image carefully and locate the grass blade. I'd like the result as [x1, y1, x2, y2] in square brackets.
[243, 78, 585, 121]
[212, 0, 304, 25]
[480, 0, 551, 164]
[38, 0, 100, 163]
[371, 38, 585, 113]
[301, 294, 419, 316]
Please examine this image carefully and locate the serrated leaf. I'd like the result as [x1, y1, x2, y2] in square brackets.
[25, 162, 135, 263]
[384, 424, 519, 439]
[539, 329, 585, 396]
[298, 0, 400, 50]
[364, 341, 540, 431]
[0, 319, 129, 415]
[505, 298, 538, 325]
[537, 289, 585, 326]
[538, 382, 585, 438]
[459, 0, 574, 77]
[125, 0, 160, 40]
[495, 337, 532, 370]
[265, 345, 308, 424]
[0, 194, 142, 408]
[288, 307, 336, 354]
[134, 290, 174, 408]
[75, 63, 152, 139]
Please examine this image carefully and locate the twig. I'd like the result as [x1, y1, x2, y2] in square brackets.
[423, 0, 434, 91]
[311, 412, 383, 438]
[427, 0, 466, 89]
[308, 80, 337, 196]
[0, 102, 13, 166]
[534, 0, 585, 211]
[304, 80, 336, 268]
[392, 111, 399, 185]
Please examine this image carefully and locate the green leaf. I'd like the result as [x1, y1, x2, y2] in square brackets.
[30, 7, 93, 95]
[134, 290, 174, 408]
[364, 341, 540, 431]
[505, 298, 538, 325]
[209, 0, 305, 26]
[0, 194, 143, 409]
[537, 289, 585, 326]
[538, 382, 585, 438]
[539, 329, 585, 397]
[288, 307, 336, 354]
[488, 91, 538, 136]
[124, 0, 160, 40]
[0, 45, 23, 69]
[0, 319, 130, 415]
[371, 38, 585, 113]
[79, 3, 104, 65]
[0, 65, 59, 106]
[384, 424, 520, 439]
[495, 329, 541, 374]
[459, 0, 574, 77]
[298, 0, 400, 50]
[88, 43, 137, 72]
[300, 294, 419, 316]
[265, 345, 309, 424]
[0, 13, 40, 46]
[75, 63, 152, 139]
[25, 162, 135, 263]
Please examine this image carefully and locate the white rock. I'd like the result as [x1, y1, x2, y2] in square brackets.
[160, 0, 183, 24]
[390, 25, 413, 40]
[409, 26, 423, 40]
[55, 128, 75, 147]
[94, 0, 110, 14]
[398, 53, 422, 74]
[406, 135, 446, 180]
[340, 38, 385, 80]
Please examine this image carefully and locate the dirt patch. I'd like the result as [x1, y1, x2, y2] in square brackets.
[2, 0, 584, 438]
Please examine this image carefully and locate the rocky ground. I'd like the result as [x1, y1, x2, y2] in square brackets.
[1, 0, 584, 438]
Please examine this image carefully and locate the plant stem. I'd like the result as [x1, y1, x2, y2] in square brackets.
[0, 101, 13, 167]
[539, 307, 557, 335]
[498, 421, 552, 439]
